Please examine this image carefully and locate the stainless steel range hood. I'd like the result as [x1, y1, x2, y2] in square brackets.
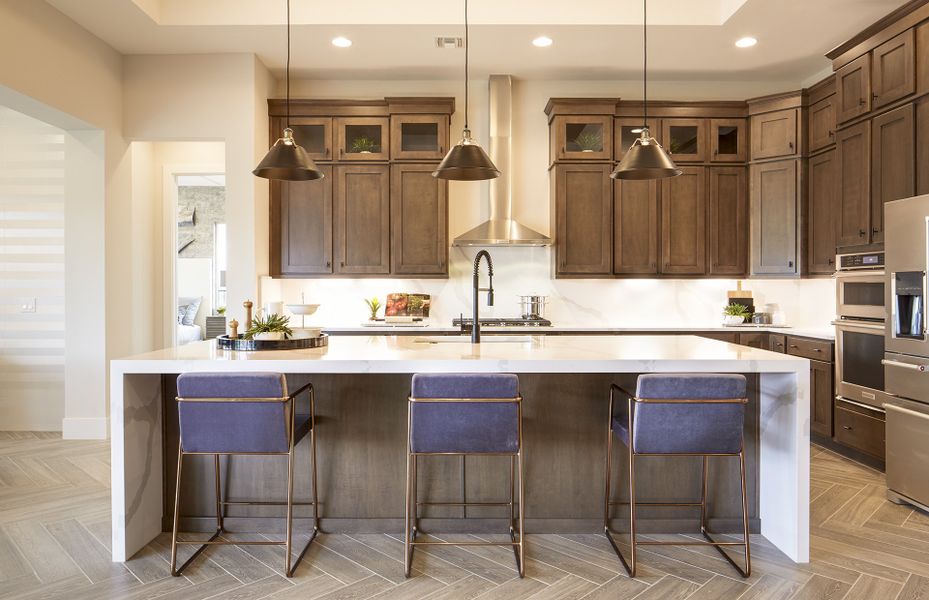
[452, 75, 551, 247]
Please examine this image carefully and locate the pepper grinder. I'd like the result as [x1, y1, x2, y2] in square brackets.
[229, 318, 239, 339]
[243, 300, 253, 328]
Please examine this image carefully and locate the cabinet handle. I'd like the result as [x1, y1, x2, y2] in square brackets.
[813, 348, 822, 352]
[873, 93, 879, 100]
[859, 99, 866, 106]
[340, 261, 345, 267]
[872, 227, 879, 234]
[789, 344, 799, 349]
[827, 258, 835, 265]
[859, 229, 866, 237]
[439, 146, 443, 154]
[788, 260, 794, 268]
[842, 425, 853, 431]
[788, 142, 794, 151]
[325, 148, 330, 157]
[828, 130, 835, 138]
[326, 261, 331, 268]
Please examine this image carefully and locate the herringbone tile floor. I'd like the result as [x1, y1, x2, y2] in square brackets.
[0, 432, 926, 599]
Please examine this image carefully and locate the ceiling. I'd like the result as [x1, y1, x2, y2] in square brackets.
[46, 0, 909, 83]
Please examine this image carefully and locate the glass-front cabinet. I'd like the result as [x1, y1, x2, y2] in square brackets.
[390, 114, 449, 160]
[614, 117, 656, 162]
[710, 118, 746, 162]
[285, 117, 333, 162]
[336, 117, 390, 161]
[661, 118, 706, 162]
[551, 115, 613, 161]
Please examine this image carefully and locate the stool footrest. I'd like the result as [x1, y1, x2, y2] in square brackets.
[409, 540, 519, 547]
[608, 501, 703, 507]
[416, 501, 513, 507]
[221, 500, 316, 506]
[635, 540, 746, 546]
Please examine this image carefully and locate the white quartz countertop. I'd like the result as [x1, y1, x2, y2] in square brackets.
[112, 334, 808, 374]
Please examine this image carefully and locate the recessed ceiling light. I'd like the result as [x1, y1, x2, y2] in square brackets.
[532, 36, 553, 48]
[735, 37, 757, 48]
[331, 36, 352, 48]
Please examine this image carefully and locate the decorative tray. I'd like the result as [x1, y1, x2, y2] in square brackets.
[215, 334, 328, 351]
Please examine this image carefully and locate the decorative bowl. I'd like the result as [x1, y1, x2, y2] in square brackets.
[286, 304, 320, 316]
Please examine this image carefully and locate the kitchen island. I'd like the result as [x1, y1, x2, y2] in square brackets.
[110, 334, 810, 564]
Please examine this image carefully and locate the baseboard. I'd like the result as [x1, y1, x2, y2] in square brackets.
[62, 417, 108, 440]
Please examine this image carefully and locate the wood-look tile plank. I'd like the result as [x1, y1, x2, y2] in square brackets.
[43, 518, 127, 584]
[809, 485, 859, 527]
[459, 533, 569, 586]
[3, 520, 84, 584]
[897, 575, 929, 600]
[207, 574, 294, 600]
[467, 575, 546, 600]
[367, 575, 446, 600]
[265, 573, 346, 599]
[786, 574, 850, 600]
[735, 574, 803, 600]
[317, 531, 410, 584]
[842, 574, 902, 600]
[572, 574, 649, 600]
[513, 574, 597, 600]
[683, 574, 750, 599]
[623, 575, 698, 600]
[419, 574, 496, 600]
[352, 534, 470, 586]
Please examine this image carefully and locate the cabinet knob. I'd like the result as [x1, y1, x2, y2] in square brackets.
[788, 142, 794, 151]
[813, 348, 822, 352]
[326, 261, 331, 268]
[340, 261, 345, 267]
[828, 130, 835, 138]
[859, 99, 866, 106]
[873, 93, 879, 100]
[788, 260, 794, 268]
[842, 425, 853, 431]
[828, 258, 834, 265]
[789, 344, 799, 348]
[859, 229, 866, 237]
[872, 227, 880, 234]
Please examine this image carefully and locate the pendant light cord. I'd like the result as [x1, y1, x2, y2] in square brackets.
[464, 0, 469, 131]
[286, 0, 291, 129]
[642, 0, 647, 130]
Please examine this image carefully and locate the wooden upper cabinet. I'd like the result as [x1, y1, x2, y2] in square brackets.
[334, 165, 390, 274]
[551, 115, 613, 162]
[872, 29, 915, 109]
[614, 117, 647, 162]
[835, 121, 871, 248]
[661, 167, 707, 275]
[809, 96, 837, 153]
[750, 160, 798, 276]
[554, 163, 612, 275]
[270, 166, 333, 277]
[662, 119, 707, 162]
[871, 104, 915, 244]
[390, 164, 447, 275]
[390, 114, 449, 161]
[836, 54, 871, 124]
[336, 117, 390, 161]
[917, 97, 929, 195]
[808, 150, 838, 275]
[710, 119, 746, 162]
[708, 167, 747, 276]
[285, 117, 333, 162]
[613, 179, 658, 275]
[751, 109, 798, 159]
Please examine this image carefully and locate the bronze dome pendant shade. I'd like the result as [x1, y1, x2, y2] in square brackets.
[433, 0, 500, 181]
[253, 0, 324, 181]
[611, 0, 681, 181]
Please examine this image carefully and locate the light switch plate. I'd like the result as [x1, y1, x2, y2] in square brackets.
[19, 298, 36, 313]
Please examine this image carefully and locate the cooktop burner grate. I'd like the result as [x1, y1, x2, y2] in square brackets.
[452, 317, 553, 327]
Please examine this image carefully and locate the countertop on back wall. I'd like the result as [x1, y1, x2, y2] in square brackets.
[318, 324, 836, 341]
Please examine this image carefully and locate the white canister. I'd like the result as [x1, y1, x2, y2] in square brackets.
[263, 301, 283, 317]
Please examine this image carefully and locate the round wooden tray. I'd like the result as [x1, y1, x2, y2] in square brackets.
[215, 334, 328, 351]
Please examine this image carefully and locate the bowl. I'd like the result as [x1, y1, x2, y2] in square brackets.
[286, 304, 320, 316]
[292, 327, 322, 339]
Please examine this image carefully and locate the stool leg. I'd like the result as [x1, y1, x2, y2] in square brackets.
[509, 455, 516, 535]
[740, 450, 752, 577]
[311, 389, 320, 533]
[214, 454, 224, 533]
[285, 443, 295, 576]
[628, 450, 637, 577]
[404, 449, 413, 577]
[603, 412, 613, 532]
[700, 456, 708, 535]
[516, 449, 526, 578]
[170, 441, 183, 576]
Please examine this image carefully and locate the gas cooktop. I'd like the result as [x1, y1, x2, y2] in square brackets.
[452, 317, 553, 327]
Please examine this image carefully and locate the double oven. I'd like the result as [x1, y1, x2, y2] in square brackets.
[833, 251, 891, 414]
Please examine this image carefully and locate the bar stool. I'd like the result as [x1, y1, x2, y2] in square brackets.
[604, 374, 750, 578]
[170, 372, 319, 577]
[404, 373, 525, 578]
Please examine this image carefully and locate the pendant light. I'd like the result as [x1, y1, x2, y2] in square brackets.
[433, 0, 500, 181]
[611, 0, 681, 180]
[253, 0, 324, 181]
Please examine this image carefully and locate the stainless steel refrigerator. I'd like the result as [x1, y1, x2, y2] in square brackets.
[884, 194, 929, 511]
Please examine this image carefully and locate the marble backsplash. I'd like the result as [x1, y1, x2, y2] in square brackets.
[258, 246, 837, 330]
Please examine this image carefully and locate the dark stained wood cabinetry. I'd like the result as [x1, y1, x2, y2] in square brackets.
[750, 160, 798, 275]
[708, 167, 747, 275]
[872, 29, 916, 109]
[809, 97, 837, 153]
[335, 165, 390, 274]
[751, 109, 798, 160]
[270, 166, 334, 276]
[836, 55, 872, 123]
[836, 121, 871, 248]
[808, 150, 838, 274]
[551, 114, 613, 162]
[710, 118, 747, 162]
[390, 164, 447, 275]
[662, 118, 707, 162]
[834, 399, 885, 460]
[918, 96, 929, 195]
[661, 167, 706, 274]
[613, 179, 658, 275]
[390, 114, 449, 161]
[871, 104, 915, 244]
[810, 359, 835, 438]
[285, 117, 333, 162]
[554, 163, 613, 275]
[336, 116, 390, 162]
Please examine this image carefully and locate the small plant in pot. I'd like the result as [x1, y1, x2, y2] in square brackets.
[574, 131, 602, 153]
[246, 312, 293, 340]
[722, 303, 751, 326]
[351, 136, 377, 154]
[364, 297, 382, 321]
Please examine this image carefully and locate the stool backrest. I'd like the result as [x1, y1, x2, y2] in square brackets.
[176, 372, 292, 454]
[410, 373, 520, 454]
[632, 374, 747, 455]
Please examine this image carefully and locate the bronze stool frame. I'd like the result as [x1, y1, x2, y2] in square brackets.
[604, 383, 751, 578]
[404, 394, 525, 578]
[170, 381, 319, 577]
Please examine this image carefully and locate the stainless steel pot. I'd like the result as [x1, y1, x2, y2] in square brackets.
[518, 295, 548, 319]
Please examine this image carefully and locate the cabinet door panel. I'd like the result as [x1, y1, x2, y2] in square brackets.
[807, 150, 838, 275]
[284, 117, 333, 162]
[613, 179, 658, 275]
[809, 97, 837, 153]
[552, 116, 613, 162]
[708, 167, 747, 276]
[271, 166, 334, 276]
[710, 118, 746, 162]
[390, 115, 449, 161]
[555, 164, 612, 275]
[836, 54, 871, 124]
[872, 29, 915, 109]
[918, 97, 929, 195]
[835, 122, 871, 248]
[335, 165, 390, 274]
[336, 117, 390, 161]
[751, 109, 797, 159]
[390, 164, 447, 275]
[661, 167, 706, 275]
[871, 104, 915, 244]
[750, 160, 797, 275]
[661, 118, 706, 162]
[811, 359, 834, 438]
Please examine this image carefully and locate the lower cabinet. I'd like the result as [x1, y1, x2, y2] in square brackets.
[738, 332, 767, 349]
[335, 165, 390, 275]
[810, 359, 834, 438]
[834, 399, 886, 459]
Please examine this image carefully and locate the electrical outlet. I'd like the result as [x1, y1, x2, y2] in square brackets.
[19, 298, 36, 313]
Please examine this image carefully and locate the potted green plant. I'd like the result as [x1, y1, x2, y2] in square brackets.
[364, 297, 382, 321]
[574, 131, 602, 153]
[246, 312, 293, 340]
[215, 306, 226, 316]
[407, 295, 425, 317]
[723, 303, 751, 326]
[351, 136, 377, 154]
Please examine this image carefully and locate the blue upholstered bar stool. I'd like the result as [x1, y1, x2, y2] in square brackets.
[405, 373, 525, 578]
[170, 372, 319, 577]
[604, 374, 751, 578]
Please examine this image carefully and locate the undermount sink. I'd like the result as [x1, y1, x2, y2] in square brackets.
[412, 335, 536, 344]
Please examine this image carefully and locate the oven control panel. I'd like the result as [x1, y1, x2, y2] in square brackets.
[838, 251, 885, 271]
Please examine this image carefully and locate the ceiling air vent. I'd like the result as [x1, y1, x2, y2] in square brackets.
[435, 37, 463, 48]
